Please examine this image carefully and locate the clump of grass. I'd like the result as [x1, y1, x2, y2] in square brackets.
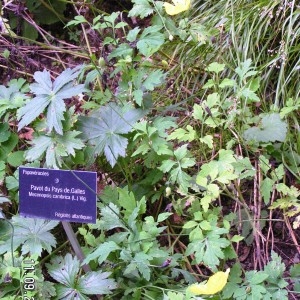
[171, 0, 300, 105]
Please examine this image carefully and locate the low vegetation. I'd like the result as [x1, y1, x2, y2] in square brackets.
[0, 0, 299, 299]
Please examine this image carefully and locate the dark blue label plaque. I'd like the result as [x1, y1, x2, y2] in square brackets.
[19, 167, 97, 223]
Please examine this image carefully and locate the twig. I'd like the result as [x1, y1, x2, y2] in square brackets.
[284, 215, 300, 255]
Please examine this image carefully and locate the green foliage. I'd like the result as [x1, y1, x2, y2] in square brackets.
[159, 144, 195, 192]
[0, 127, 20, 172]
[17, 66, 85, 135]
[25, 131, 84, 169]
[46, 254, 117, 298]
[0, 217, 58, 256]
[80, 187, 180, 297]
[223, 252, 288, 299]
[1, 0, 300, 299]
[167, 125, 197, 142]
[79, 103, 145, 167]
[244, 113, 288, 143]
[129, 0, 155, 18]
[290, 263, 300, 293]
[194, 150, 238, 211]
[270, 183, 300, 217]
[0, 79, 29, 119]
[136, 25, 165, 57]
[185, 209, 231, 271]
[133, 116, 176, 160]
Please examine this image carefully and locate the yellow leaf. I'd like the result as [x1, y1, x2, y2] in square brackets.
[163, 0, 191, 16]
[187, 268, 230, 295]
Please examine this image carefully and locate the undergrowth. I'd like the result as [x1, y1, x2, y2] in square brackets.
[0, 0, 300, 299]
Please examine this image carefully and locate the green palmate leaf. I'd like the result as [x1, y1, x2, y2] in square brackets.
[170, 167, 192, 192]
[17, 66, 85, 135]
[77, 271, 117, 295]
[271, 164, 285, 181]
[135, 252, 151, 281]
[219, 78, 236, 88]
[124, 252, 151, 281]
[183, 220, 199, 229]
[243, 113, 288, 142]
[174, 145, 194, 163]
[196, 150, 237, 189]
[186, 227, 230, 271]
[167, 125, 197, 142]
[233, 282, 270, 299]
[103, 12, 121, 26]
[230, 270, 276, 300]
[264, 251, 287, 285]
[132, 90, 144, 105]
[99, 202, 128, 231]
[25, 131, 84, 169]
[248, 271, 269, 284]
[248, 77, 261, 92]
[205, 62, 225, 74]
[128, 0, 154, 18]
[206, 92, 220, 107]
[235, 59, 258, 81]
[137, 25, 165, 57]
[290, 263, 300, 279]
[0, 79, 29, 118]
[0, 216, 58, 256]
[83, 241, 120, 265]
[47, 254, 117, 298]
[78, 103, 144, 167]
[159, 145, 195, 192]
[142, 69, 165, 90]
[47, 254, 79, 287]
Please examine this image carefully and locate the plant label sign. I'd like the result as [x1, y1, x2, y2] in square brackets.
[19, 167, 97, 224]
